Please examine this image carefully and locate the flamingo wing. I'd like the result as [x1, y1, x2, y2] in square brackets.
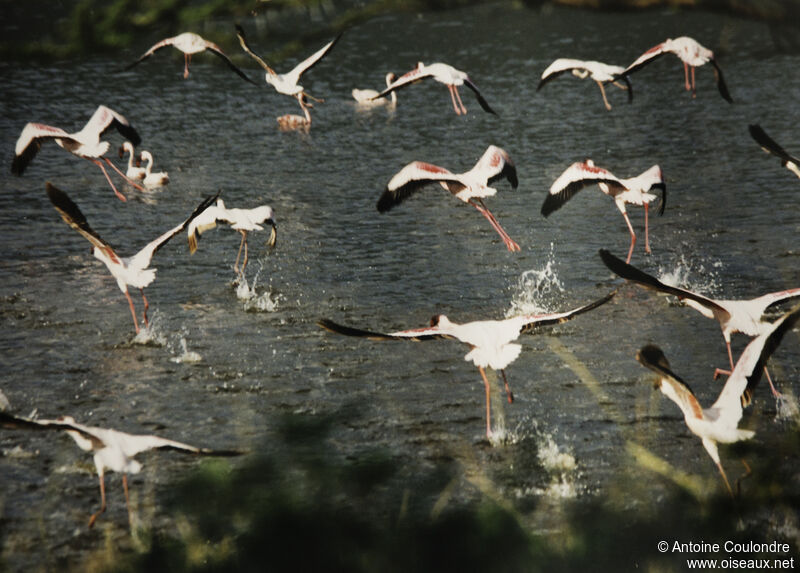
[203, 39, 257, 85]
[474, 145, 518, 189]
[518, 290, 616, 333]
[285, 33, 342, 86]
[317, 318, 451, 341]
[621, 43, 670, 77]
[11, 123, 74, 175]
[234, 25, 277, 76]
[46, 182, 120, 264]
[377, 161, 461, 212]
[541, 161, 623, 216]
[84, 105, 141, 146]
[125, 37, 177, 70]
[371, 66, 432, 100]
[0, 413, 106, 449]
[709, 59, 733, 103]
[129, 192, 219, 271]
[636, 345, 704, 420]
[461, 78, 497, 115]
[537, 59, 586, 90]
[749, 124, 799, 165]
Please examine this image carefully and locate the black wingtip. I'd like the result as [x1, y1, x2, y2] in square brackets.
[376, 189, 395, 213]
[635, 344, 671, 372]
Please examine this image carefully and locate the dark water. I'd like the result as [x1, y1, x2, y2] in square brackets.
[1, 3, 799, 570]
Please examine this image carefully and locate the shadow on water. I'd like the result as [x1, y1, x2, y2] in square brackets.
[63, 409, 798, 573]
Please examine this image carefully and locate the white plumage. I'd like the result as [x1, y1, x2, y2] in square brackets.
[537, 58, 632, 110]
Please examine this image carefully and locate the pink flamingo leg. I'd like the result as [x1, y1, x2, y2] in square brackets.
[140, 289, 149, 327]
[478, 366, 493, 439]
[691, 66, 696, 98]
[103, 157, 146, 191]
[447, 85, 462, 115]
[233, 231, 247, 274]
[621, 211, 637, 263]
[500, 369, 513, 404]
[471, 200, 521, 252]
[123, 289, 140, 334]
[88, 471, 107, 528]
[644, 203, 652, 254]
[184, 53, 190, 79]
[453, 85, 467, 115]
[683, 62, 691, 91]
[596, 80, 612, 111]
[89, 158, 127, 202]
[713, 339, 736, 380]
[763, 367, 783, 399]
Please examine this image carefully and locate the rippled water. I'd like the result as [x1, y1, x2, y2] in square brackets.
[1, 3, 799, 570]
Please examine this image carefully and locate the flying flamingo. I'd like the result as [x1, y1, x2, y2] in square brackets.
[318, 291, 615, 440]
[371, 62, 496, 115]
[537, 58, 632, 110]
[46, 182, 218, 334]
[619, 36, 732, 102]
[542, 160, 665, 263]
[599, 248, 800, 400]
[749, 124, 800, 179]
[235, 25, 341, 125]
[0, 411, 241, 527]
[636, 304, 800, 497]
[125, 32, 255, 84]
[118, 142, 146, 180]
[378, 145, 520, 251]
[352, 72, 398, 106]
[11, 105, 145, 201]
[187, 197, 277, 276]
[139, 150, 170, 188]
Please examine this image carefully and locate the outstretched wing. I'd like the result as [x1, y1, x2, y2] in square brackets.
[714, 304, 800, 413]
[83, 105, 141, 146]
[518, 290, 616, 333]
[599, 249, 728, 316]
[125, 36, 177, 70]
[537, 58, 585, 90]
[748, 124, 799, 165]
[285, 33, 342, 86]
[463, 78, 497, 115]
[129, 192, 220, 271]
[46, 182, 121, 263]
[541, 161, 623, 217]
[11, 123, 74, 175]
[371, 66, 432, 100]
[636, 345, 704, 420]
[709, 59, 733, 103]
[0, 412, 105, 449]
[234, 24, 277, 76]
[620, 42, 669, 77]
[120, 431, 243, 457]
[317, 318, 451, 341]
[203, 40, 257, 85]
[377, 161, 461, 212]
[473, 145, 518, 189]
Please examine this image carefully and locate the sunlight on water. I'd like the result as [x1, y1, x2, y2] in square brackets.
[506, 244, 565, 317]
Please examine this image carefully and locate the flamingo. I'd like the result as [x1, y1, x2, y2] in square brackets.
[11, 105, 145, 201]
[537, 58, 632, 111]
[235, 25, 340, 124]
[378, 145, 520, 251]
[318, 291, 615, 440]
[371, 62, 496, 115]
[352, 72, 398, 105]
[0, 411, 241, 527]
[636, 304, 800, 496]
[118, 142, 146, 180]
[139, 150, 170, 188]
[619, 36, 732, 102]
[125, 32, 255, 84]
[46, 182, 218, 334]
[600, 248, 800, 400]
[749, 124, 800, 179]
[276, 95, 313, 131]
[542, 160, 665, 263]
[187, 197, 277, 276]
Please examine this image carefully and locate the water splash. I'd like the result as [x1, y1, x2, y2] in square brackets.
[657, 252, 722, 297]
[506, 243, 565, 317]
[235, 261, 281, 313]
[131, 311, 167, 346]
[171, 337, 202, 364]
[536, 433, 579, 499]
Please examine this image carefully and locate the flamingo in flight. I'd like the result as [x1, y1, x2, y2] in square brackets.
[46, 182, 218, 334]
[371, 62, 496, 115]
[118, 142, 146, 180]
[352, 72, 398, 106]
[139, 150, 170, 188]
[235, 25, 341, 124]
[542, 160, 665, 263]
[636, 304, 800, 496]
[600, 249, 800, 400]
[0, 411, 241, 527]
[619, 36, 732, 102]
[378, 145, 520, 251]
[11, 105, 145, 201]
[749, 124, 800, 179]
[125, 32, 255, 84]
[537, 58, 632, 111]
[187, 197, 277, 276]
[318, 291, 615, 440]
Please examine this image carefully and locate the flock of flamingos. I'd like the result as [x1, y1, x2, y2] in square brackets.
[2, 19, 800, 531]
